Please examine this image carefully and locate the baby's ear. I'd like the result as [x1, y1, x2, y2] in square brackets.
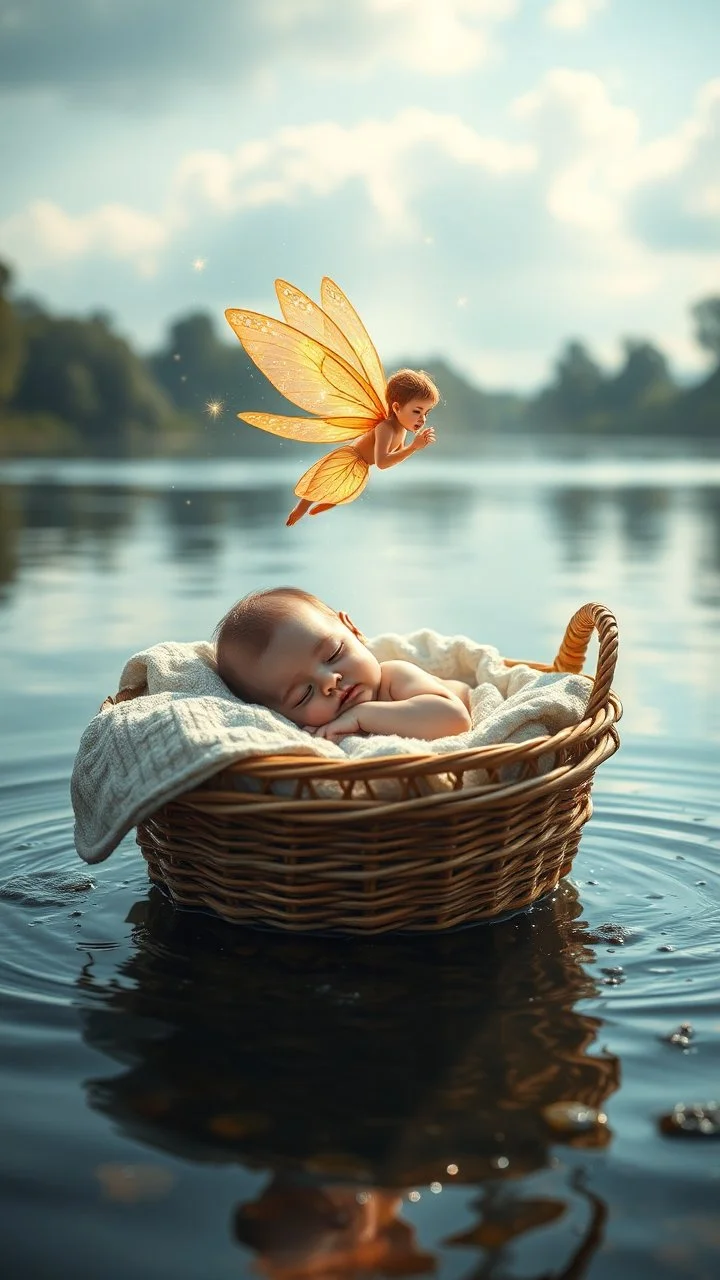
[338, 610, 367, 643]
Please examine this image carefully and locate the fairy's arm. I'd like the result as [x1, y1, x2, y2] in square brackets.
[373, 420, 436, 470]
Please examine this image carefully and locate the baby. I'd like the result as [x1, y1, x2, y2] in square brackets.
[214, 587, 472, 743]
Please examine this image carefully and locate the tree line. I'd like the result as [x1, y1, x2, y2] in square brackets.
[0, 258, 718, 458]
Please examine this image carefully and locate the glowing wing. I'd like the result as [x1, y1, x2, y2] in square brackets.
[294, 447, 370, 506]
[274, 279, 385, 417]
[225, 310, 380, 419]
[238, 412, 377, 443]
[320, 278, 387, 410]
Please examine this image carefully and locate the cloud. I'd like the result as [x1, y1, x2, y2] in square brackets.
[544, 0, 606, 30]
[3, 70, 719, 389]
[0, 200, 168, 275]
[368, 0, 517, 74]
[629, 79, 720, 251]
[513, 69, 720, 256]
[513, 69, 638, 233]
[0, 0, 517, 106]
[174, 109, 536, 233]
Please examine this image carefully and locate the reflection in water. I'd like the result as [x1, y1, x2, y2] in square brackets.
[371, 480, 478, 539]
[699, 487, 720, 584]
[2, 458, 720, 740]
[0, 480, 136, 580]
[613, 487, 670, 559]
[21, 481, 134, 550]
[0, 485, 20, 590]
[546, 486, 671, 565]
[77, 883, 618, 1276]
[445, 1174, 607, 1280]
[233, 1179, 434, 1278]
[0, 466, 719, 593]
[544, 488, 602, 567]
[160, 485, 291, 562]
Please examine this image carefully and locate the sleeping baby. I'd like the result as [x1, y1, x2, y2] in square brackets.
[214, 586, 472, 743]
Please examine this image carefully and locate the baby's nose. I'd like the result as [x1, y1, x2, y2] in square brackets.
[323, 670, 342, 694]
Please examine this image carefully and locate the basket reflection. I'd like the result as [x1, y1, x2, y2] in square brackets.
[78, 881, 619, 1188]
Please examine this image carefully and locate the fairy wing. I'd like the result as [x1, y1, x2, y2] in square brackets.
[294, 447, 370, 506]
[238, 412, 377, 443]
[274, 279, 385, 417]
[225, 309, 381, 419]
[320, 278, 387, 410]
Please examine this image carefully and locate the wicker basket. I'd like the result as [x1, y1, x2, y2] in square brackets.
[135, 602, 621, 934]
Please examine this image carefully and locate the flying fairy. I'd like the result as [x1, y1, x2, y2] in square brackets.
[225, 278, 438, 526]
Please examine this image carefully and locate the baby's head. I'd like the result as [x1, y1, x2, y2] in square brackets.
[385, 368, 439, 432]
[214, 587, 382, 728]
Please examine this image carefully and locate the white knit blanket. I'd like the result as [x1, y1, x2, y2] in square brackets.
[71, 630, 592, 865]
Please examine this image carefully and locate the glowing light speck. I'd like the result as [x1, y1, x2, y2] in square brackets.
[192, 257, 207, 272]
[206, 400, 224, 418]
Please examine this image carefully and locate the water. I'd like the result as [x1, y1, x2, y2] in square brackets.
[1, 442, 719, 1278]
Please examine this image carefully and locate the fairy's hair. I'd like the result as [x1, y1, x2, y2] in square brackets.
[214, 586, 338, 699]
[385, 368, 440, 413]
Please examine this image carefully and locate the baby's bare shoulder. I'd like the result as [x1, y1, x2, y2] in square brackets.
[379, 660, 445, 699]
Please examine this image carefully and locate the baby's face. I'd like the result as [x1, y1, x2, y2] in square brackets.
[392, 396, 435, 433]
[241, 602, 382, 728]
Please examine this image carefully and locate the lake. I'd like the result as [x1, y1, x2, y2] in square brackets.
[1, 441, 719, 1279]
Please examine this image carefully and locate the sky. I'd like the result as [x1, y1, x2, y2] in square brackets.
[1, 0, 719, 390]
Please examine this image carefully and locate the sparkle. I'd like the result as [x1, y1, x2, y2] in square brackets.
[491, 1155, 510, 1170]
[446, 1164, 459, 1176]
[206, 400, 224, 418]
[192, 257, 207, 272]
[430, 1182, 442, 1194]
[408, 1190, 421, 1203]
[456, 295, 468, 308]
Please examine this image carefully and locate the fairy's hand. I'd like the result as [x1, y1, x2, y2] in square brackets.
[310, 708, 364, 742]
[414, 426, 436, 450]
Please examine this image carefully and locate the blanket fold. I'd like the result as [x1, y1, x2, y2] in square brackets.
[71, 631, 592, 866]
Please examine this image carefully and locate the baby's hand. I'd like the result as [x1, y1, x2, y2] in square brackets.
[414, 426, 436, 450]
[311, 709, 364, 742]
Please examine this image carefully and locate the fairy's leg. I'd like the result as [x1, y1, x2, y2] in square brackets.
[292, 448, 369, 520]
[286, 498, 313, 527]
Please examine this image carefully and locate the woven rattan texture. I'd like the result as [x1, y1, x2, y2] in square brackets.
[136, 603, 621, 933]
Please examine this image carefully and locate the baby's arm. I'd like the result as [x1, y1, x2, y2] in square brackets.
[373, 420, 436, 470]
[314, 661, 471, 741]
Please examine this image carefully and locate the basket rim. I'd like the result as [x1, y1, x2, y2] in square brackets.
[192, 694, 621, 787]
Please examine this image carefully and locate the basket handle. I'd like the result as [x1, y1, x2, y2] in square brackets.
[552, 603, 619, 721]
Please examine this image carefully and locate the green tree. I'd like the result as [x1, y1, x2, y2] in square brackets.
[0, 262, 26, 407]
[149, 311, 296, 454]
[678, 296, 720, 435]
[12, 312, 174, 454]
[535, 340, 605, 426]
[603, 339, 675, 413]
[150, 311, 289, 415]
[692, 297, 720, 364]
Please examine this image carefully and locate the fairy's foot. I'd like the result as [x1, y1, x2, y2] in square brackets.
[309, 503, 335, 516]
[286, 500, 312, 526]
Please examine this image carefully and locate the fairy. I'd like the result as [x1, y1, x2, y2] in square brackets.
[225, 278, 438, 526]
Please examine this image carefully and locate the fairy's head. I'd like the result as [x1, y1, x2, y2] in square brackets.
[385, 368, 439, 433]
